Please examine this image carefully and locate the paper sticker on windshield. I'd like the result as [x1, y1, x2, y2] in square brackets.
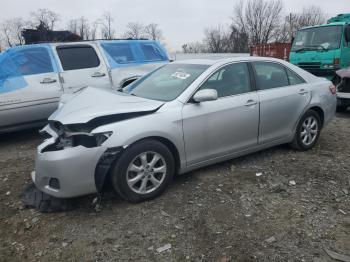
[295, 41, 303, 46]
[172, 72, 191, 80]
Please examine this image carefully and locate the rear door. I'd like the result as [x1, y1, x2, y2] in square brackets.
[54, 43, 111, 93]
[252, 61, 310, 143]
[0, 45, 62, 130]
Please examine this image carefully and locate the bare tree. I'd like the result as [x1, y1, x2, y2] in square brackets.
[144, 23, 163, 41]
[229, 25, 249, 52]
[67, 19, 79, 35]
[182, 24, 250, 54]
[0, 18, 25, 48]
[0, 21, 14, 47]
[101, 12, 115, 39]
[123, 22, 146, 39]
[182, 42, 207, 53]
[30, 8, 60, 30]
[276, 5, 327, 42]
[232, 0, 283, 45]
[11, 18, 25, 45]
[295, 6, 327, 29]
[90, 20, 99, 40]
[203, 25, 230, 53]
[78, 17, 90, 40]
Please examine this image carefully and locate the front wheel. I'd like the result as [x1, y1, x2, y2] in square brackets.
[290, 110, 321, 151]
[111, 140, 175, 203]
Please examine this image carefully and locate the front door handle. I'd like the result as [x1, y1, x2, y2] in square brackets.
[91, 72, 106, 78]
[298, 89, 308, 95]
[245, 100, 258, 106]
[40, 78, 57, 84]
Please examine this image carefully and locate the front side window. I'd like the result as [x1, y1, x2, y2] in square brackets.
[292, 25, 343, 51]
[200, 63, 252, 98]
[125, 63, 209, 101]
[253, 62, 289, 90]
[57, 45, 100, 71]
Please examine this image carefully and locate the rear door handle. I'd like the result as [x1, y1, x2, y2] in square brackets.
[298, 89, 308, 95]
[40, 78, 57, 84]
[91, 72, 106, 78]
[245, 100, 258, 106]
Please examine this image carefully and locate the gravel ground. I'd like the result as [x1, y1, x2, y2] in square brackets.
[0, 113, 349, 262]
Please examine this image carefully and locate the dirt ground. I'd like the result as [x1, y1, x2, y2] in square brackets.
[0, 113, 349, 262]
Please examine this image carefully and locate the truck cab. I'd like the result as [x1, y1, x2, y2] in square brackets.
[289, 14, 350, 111]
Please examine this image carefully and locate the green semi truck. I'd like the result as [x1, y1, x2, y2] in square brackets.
[289, 14, 350, 111]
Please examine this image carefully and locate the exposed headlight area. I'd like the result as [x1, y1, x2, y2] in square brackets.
[42, 121, 112, 152]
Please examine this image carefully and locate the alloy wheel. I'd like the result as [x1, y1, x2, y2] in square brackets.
[126, 151, 167, 194]
[300, 116, 318, 146]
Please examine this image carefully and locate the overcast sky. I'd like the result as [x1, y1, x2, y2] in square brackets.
[2, 0, 349, 51]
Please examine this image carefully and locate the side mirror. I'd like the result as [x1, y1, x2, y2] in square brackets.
[193, 89, 218, 103]
[345, 26, 350, 43]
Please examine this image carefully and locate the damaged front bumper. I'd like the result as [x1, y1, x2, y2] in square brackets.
[33, 124, 122, 198]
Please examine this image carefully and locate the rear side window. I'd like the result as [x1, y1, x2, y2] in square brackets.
[286, 69, 306, 85]
[140, 43, 167, 61]
[56, 45, 100, 71]
[14, 47, 54, 76]
[101, 43, 135, 64]
[253, 62, 289, 90]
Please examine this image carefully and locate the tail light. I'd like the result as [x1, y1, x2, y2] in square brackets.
[329, 84, 337, 95]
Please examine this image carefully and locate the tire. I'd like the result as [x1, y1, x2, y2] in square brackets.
[336, 106, 347, 113]
[290, 110, 321, 151]
[111, 139, 175, 203]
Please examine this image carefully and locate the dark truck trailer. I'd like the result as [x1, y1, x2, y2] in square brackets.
[250, 43, 291, 61]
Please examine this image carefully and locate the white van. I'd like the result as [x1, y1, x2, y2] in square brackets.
[0, 40, 169, 133]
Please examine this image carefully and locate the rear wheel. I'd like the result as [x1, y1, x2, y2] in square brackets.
[111, 140, 175, 203]
[290, 110, 321, 151]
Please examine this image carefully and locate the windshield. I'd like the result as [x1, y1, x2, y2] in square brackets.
[292, 25, 343, 51]
[124, 63, 210, 101]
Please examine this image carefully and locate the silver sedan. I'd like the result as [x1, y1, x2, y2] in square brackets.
[33, 57, 337, 202]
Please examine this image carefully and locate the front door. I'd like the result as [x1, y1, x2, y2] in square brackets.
[54, 44, 111, 93]
[182, 62, 259, 166]
[0, 45, 62, 129]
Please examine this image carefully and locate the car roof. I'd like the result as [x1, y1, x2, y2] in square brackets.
[6, 39, 159, 50]
[301, 22, 346, 30]
[172, 56, 288, 66]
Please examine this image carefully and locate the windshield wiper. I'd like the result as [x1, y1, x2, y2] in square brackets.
[295, 47, 308, 53]
[295, 45, 328, 52]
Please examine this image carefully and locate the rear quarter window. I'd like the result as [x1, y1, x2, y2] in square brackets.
[139, 43, 167, 61]
[286, 68, 306, 85]
[56, 45, 100, 71]
[101, 43, 136, 64]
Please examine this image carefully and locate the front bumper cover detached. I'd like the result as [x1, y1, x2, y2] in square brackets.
[33, 127, 124, 199]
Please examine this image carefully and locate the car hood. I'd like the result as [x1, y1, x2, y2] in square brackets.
[49, 87, 164, 125]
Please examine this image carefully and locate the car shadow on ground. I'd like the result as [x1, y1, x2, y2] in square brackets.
[65, 144, 291, 213]
[336, 110, 350, 119]
[0, 128, 42, 144]
[8, 119, 334, 213]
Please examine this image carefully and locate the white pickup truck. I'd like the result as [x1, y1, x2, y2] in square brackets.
[0, 40, 169, 133]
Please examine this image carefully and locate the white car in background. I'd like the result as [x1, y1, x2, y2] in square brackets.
[0, 40, 169, 133]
